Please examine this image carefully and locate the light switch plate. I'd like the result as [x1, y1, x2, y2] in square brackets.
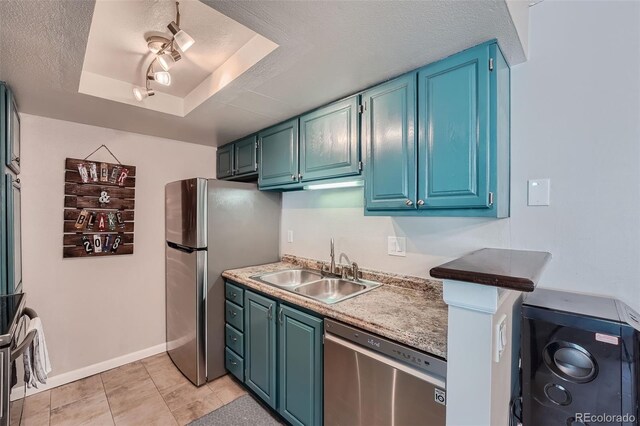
[387, 236, 406, 257]
[528, 179, 550, 206]
[287, 230, 294, 243]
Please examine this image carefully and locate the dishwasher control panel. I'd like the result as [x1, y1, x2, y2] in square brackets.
[324, 319, 447, 378]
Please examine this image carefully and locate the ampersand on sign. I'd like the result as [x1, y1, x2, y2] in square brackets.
[99, 190, 110, 204]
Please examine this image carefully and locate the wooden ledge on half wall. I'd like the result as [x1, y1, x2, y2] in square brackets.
[430, 248, 552, 292]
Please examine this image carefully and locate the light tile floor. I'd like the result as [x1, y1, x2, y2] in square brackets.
[21, 352, 247, 426]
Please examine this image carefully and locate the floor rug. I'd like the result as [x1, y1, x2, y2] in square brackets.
[188, 395, 282, 426]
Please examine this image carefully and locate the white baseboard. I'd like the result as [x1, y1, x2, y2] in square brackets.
[10, 343, 167, 401]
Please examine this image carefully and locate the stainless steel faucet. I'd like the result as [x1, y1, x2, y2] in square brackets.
[323, 239, 360, 281]
[322, 238, 339, 277]
[329, 238, 336, 275]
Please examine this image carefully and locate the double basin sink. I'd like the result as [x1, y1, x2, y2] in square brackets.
[251, 269, 381, 304]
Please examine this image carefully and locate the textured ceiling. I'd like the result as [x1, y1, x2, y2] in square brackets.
[0, 0, 526, 147]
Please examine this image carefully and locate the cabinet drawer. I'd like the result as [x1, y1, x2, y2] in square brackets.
[225, 324, 244, 357]
[225, 348, 244, 382]
[225, 282, 244, 306]
[226, 301, 244, 331]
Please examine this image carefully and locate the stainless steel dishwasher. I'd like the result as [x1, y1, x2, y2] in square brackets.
[324, 319, 447, 426]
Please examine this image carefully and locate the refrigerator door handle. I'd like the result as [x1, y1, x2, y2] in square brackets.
[167, 241, 195, 253]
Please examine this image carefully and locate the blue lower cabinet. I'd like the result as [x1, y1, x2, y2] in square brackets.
[278, 305, 323, 426]
[225, 281, 244, 306]
[225, 324, 244, 357]
[226, 300, 244, 332]
[225, 347, 244, 382]
[242, 289, 324, 425]
[244, 290, 278, 409]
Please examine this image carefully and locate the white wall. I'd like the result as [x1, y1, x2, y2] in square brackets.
[20, 114, 216, 376]
[281, 0, 640, 309]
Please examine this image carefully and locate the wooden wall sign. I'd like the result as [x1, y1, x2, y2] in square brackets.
[63, 158, 135, 258]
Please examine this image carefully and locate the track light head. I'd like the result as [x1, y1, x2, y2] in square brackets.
[157, 50, 181, 71]
[167, 21, 195, 52]
[133, 86, 154, 101]
[150, 71, 171, 86]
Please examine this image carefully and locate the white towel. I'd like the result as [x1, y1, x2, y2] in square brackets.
[22, 317, 52, 388]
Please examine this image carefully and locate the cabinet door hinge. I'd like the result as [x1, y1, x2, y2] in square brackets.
[358, 103, 366, 114]
[358, 161, 363, 171]
[488, 192, 494, 206]
[489, 58, 494, 71]
[255, 140, 259, 149]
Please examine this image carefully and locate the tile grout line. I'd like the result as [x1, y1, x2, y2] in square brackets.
[141, 357, 182, 425]
[98, 374, 117, 425]
[47, 390, 52, 426]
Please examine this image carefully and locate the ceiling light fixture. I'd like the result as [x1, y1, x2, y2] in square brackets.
[133, 1, 194, 102]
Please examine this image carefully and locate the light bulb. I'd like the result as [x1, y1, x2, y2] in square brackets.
[133, 87, 144, 101]
[132, 87, 154, 101]
[157, 52, 175, 71]
[153, 71, 171, 86]
[173, 29, 195, 52]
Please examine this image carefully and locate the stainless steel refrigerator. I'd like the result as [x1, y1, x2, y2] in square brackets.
[165, 178, 281, 386]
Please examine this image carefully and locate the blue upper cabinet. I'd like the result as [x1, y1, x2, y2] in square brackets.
[278, 305, 323, 426]
[258, 119, 299, 188]
[5, 87, 19, 175]
[362, 74, 417, 211]
[216, 135, 258, 180]
[216, 144, 234, 179]
[244, 290, 277, 409]
[365, 41, 510, 217]
[418, 43, 490, 210]
[299, 96, 360, 182]
[234, 135, 258, 176]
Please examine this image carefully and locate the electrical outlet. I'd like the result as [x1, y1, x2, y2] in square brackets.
[287, 230, 294, 243]
[494, 314, 507, 363]
[387, 237, 406, 257]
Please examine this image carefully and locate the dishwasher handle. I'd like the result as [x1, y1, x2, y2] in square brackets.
[324, 332, 446, 389]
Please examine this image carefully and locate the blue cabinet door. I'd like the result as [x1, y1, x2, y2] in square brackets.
[0, 84, 7, 295]
[216, 144, 234, 179]
[4, 174, 19, 294]
[278, 305, 323, 426]
[258, 119, 299, 187]
[417, 44, 491, 209]
[362, 74, 417, 211]
[234, 135, 258, 176]
[244, 290, 277, 408]
[299, 96, 360, 182]
[5, 87, 19, 174]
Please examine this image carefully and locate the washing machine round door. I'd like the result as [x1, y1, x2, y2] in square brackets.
[543, 341, 598, 383]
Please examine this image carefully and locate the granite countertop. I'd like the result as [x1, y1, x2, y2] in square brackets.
[222, 256, 448, 359]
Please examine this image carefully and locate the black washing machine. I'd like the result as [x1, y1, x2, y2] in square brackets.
[522, 289, 639, 425]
